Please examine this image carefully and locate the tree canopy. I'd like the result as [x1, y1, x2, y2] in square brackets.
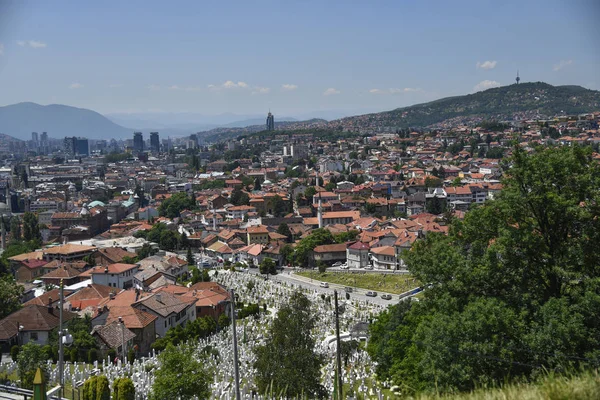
[367, 145, 600, 394]
[158, 192, 196, 218]
[150, 343, 211, 400]
[254, 291, 325, 398]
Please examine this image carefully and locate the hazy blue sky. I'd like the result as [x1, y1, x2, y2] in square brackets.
[0, 0, 598, 116]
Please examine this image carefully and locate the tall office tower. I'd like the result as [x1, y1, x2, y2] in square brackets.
[266, 111, 275, 131]
[31, 132, 39, 143]
[76, 137, 89, 156]
[150, 132, 160, 153]
[133, 132, 144, 153]
[40, 132, 48, 154]
[63, 137, 77, 156]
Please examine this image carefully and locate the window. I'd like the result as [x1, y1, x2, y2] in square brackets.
[30, 332, 38, 341]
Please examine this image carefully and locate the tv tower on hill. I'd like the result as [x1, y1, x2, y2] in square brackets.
[516, 70, 520, 84]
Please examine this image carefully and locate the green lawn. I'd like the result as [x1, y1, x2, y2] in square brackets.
[296, 271, 418, 294]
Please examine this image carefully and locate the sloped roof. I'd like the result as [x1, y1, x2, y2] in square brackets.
[92, 320, 136, 350]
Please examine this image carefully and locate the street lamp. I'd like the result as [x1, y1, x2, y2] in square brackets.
[118, 316, 127, 364]
[16, 321, 23, 346]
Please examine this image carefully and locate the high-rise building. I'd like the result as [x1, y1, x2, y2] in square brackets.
[63, 137, 77, 156]
[40, 132, 49, 155]
[133, 132, 144, 153]
[76, 137, 89, 156]
[266, 112, 275, 131]
[31, 132, 39, 143]
[150, 132, 160, 153]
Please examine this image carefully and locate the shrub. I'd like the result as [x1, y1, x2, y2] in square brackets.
[96, 375, 110, 400]
[127, 348, 135, 364]
[10, 345, 20, 361]
[69, 347, 79, 363]
[87, 348, 98, 364]
[117, 377, 135, 400]
[112, 377, 122, 399]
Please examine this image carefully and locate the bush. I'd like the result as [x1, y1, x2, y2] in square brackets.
[127, 348, 135, 364]
[96, 375, 110, 400]
[218, 313, 230, 329]
[83, 376, 97, 400]
[69, 347, 79, 363]
[87, 348, 98, 364]
[10, 345, 19, 361]
[117, 377, 135, 400]
[112, 377, 122, 400]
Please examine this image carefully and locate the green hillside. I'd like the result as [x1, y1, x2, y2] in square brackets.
[330, 82, 600, 128]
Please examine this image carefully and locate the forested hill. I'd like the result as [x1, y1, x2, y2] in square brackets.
[328, 82, 600, 129]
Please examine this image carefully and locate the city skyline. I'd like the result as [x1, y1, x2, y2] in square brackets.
[0, 0, 598, 117]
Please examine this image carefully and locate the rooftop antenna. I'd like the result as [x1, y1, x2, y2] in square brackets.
[516, 70, 520, 85]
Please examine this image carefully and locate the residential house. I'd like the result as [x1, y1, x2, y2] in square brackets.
[346, 241, 370, 269]
[91, 320, 136, 360]
[85, 263, 140, 289]
[370, 246, 397, 270]
[312, 243, 347, 265]
[133, 291, 197, 338]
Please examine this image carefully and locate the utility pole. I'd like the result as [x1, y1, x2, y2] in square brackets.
[58, 279, 64, 399]
[334, 290, 343, 398]
[230, 289, 241, 400]
[119, 316, 126, 364]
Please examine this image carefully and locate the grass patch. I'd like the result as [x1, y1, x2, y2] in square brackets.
[296, 271, 418, 294]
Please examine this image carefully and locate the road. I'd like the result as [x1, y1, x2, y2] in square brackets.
[243, 267, 417, 307]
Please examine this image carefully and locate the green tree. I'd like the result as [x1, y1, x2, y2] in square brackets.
[95, 375, 110, 400]
[16, 343, 48, 389]
[0, 275, 24, 319]
[10, 216, 21, 241]
[267, 195, 288, 217]
[186, 247, 194, 266]
[158, 192, 196, 218]
[218, 313, 230, 329]
[117, 377, 135, 400]
[367, 145, 600, 394]
[22, 212, 40, 242]
[253, 177, 262, 191]
[254, 292, 325, 398]
[294, 228, 334, 267]
[426, 195, 445, 215]
[150, 343, 211, 400]
[230, 188, 250, 206]
[276, 223, 292, 241]
[259, 257, 276, 276]
[280, 244, 294, 265]
[304, 186, 317, 199]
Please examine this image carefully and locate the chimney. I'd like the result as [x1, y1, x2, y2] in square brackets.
[155, 294, 162, 303]
[104, 266, 109, 274]
[109, 292, 115, 300]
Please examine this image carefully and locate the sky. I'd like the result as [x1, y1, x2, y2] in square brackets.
[0, 0, 599, 118]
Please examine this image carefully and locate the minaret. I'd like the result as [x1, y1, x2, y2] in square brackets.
[515, 70, 520, 85]
[212, 209, 217, 231]
[318, 192, 323, 229]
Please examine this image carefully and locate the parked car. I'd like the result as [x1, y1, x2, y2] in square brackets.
[320, 282, 330, 288]
[332, 261, 343, 268]
[381, 294, 392, 300]
[366, 291, 377, 297]
[344, 287, 353, 293]
[340, 264, 349, 269]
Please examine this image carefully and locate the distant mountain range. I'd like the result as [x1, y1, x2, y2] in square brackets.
[1, 83, 598, 142]
[329, 82, 600, 129]
[0, 102, 132, 140]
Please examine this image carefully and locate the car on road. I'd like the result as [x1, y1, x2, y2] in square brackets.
[366, 291, 377, 297]
[381, 294, 392, 300]
[344, 287, 353, 293]
[332, 262, 343, 268]
[339, 264, 349, 269]
[364, 266, 374, 270]
[320, 282, 329, 288]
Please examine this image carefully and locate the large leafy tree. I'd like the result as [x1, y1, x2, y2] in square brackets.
[150, 343, 210, 400]
[17, 343, 49, 389]
[0, 275, 24, 319]
[22, 212, 40, 242]
[254, 292, 325, 398]
[158, 192, 196, 218]
[293, 228, 335, 267]
[367, 145, 600, 393]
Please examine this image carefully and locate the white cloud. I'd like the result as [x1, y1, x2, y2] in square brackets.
[28, 40, 46, 48]
[476, 60, 497, 70]
[222, 80, 248, 89]
[252, 87, 270, 95]
[371, 87, 422, 94]
[68, 83, 83, 89]
[168, 85, 201, 92]
[282, 84, 298, 91]
[147, 84, 161, 91]
[109, 83, 123, 88]
[17, 40, 47, 48]
[553, 60, 573, 71]
[473, 80, 500, 92]
[323, 88, 340, 96]
[0, 43, 3, 56]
